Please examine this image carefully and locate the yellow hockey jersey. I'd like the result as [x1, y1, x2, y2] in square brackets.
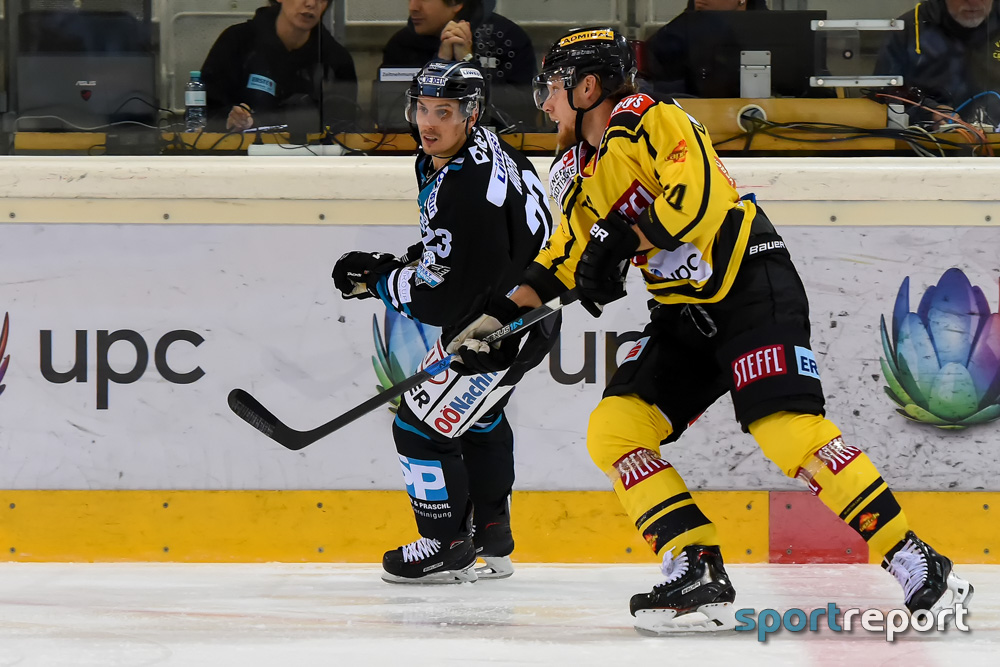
[525, 93, 757, 306]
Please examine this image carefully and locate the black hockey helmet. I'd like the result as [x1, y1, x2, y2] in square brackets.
[532, 27, 637, 111]
[405, 58, 489, 126]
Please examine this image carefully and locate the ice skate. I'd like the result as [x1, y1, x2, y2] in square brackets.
[630, 544, 736, 635]
[473, 516, 515, 580]
[884, 531, 974, 619]
[382, 510, 478, 584]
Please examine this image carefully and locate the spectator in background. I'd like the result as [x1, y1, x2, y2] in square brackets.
[201, 0, 357, 135]
[381, 0, 537, 129]
[875, 0, 1000, 126]
[643, 0, 769, 97]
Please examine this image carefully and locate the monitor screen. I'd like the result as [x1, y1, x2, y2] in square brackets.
[666, 10, 828, 98]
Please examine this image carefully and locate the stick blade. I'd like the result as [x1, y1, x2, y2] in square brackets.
[227, 388, 309, 450]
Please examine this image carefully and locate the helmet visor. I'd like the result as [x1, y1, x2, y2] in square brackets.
[531, 67, 577, 110]
[405, 91, 480, 125]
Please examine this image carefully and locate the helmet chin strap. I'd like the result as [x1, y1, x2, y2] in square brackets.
[567, 79, 610, 147]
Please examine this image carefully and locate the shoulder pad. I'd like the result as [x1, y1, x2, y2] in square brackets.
[608, 94, 657, 125]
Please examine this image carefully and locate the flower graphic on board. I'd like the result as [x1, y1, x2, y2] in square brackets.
[371, 308, 440, 411]
[880, 268, 1000, 428]
[0, 312, 8, 397]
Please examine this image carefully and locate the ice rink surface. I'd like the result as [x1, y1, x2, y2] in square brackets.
[0, 562, 996, 666]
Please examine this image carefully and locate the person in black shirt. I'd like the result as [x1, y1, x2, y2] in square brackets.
[643, 0, 769, 97]
[201, 0, 357, 134]
[875, 0, 1000, 126]
[381, 0, 537, 128]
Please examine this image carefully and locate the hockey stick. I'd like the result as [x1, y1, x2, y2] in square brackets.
[228, 289, 578, 450]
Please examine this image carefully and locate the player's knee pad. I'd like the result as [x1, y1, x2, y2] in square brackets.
[586, 394, 673, 474]
[748, 411, 842, 478]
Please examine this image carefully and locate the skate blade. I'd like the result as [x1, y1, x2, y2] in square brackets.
[475, 556, 514, 580]
[633, 602, 736, 635]
[929, 571, 975, 616]
[381, 562, 478, 585]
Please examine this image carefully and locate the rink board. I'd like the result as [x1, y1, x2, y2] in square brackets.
[0, 489, 995, 564]
[1, 156, 999, 564]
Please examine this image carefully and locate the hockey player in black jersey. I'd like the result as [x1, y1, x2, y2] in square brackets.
[332, 59, 555, 584]
[448, 28, 973, 632]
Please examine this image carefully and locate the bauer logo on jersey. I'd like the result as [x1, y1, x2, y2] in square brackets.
[795, 346, 821, 380]
[732, 344, 786, 390]
[558, 28, 615, 47]
[398, 455, 448, 501]
[612, 180, 655, 221]
[620, 336, 650, 364]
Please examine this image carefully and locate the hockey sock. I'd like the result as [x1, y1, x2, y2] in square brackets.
[750, 411, 909, 557]
[392, 416, 470, 540]
[588, 395, 719, 554]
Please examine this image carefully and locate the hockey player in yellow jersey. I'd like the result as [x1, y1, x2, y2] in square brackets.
[446, 27, 973, 635]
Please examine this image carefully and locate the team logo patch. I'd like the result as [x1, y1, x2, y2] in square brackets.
[558, 29, 615, 47]
[815, 437, 862, 474]
[398, 455, 448, 501]
[415, 250, 450, 287]
[732, 344, 786, 390]
[858, 512, 880, 533]
[611, 180, 654, 221]
[620, 336, 650, 365]
[795, 345, 821, 380]
[667, 140, 688, 163]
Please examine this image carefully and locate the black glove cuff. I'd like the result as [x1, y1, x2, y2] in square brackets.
[485, 294, 521, 325]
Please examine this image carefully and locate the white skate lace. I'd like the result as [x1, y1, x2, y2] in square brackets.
[887, 541, 927, 604]
[657, 547, 690, 585]
[401, 537, 442, 563]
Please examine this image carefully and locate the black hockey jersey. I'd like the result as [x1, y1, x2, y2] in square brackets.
[373, 126, 553, 328]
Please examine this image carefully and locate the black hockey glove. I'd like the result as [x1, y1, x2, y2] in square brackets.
[332, 251, 402, 300]
[444, 296, 530, 375]
[575, 211, 640, 313]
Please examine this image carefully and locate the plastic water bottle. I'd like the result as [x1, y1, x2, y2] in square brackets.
[184, 70, 207, 132]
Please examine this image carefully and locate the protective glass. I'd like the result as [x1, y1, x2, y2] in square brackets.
[531, 67, 577, 110]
